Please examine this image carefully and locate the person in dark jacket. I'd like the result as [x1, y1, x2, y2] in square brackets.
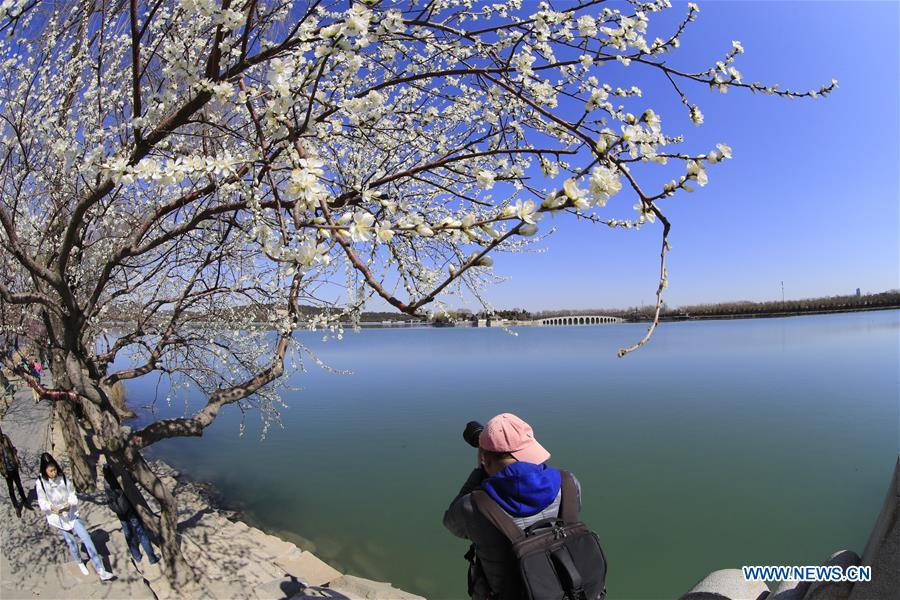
[102, 464, 160, 564]
[0, 426, 33, 517]
[443, 413, 581, 599]
[1, 370, 14, 397]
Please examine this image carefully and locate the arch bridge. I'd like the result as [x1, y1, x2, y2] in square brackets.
[535, 315, 623, 326]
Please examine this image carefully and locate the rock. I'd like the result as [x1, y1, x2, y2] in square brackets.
[771, 579, 811, 600]
[253, 576, 313, 599]
[230, 520, 250, 533]
[803, 550, 859, 600]
[201, 579, 253, 600]
[287, 587, 352, 599]
[236, 558, 284, 586]
[847, 515, 897, 600]
[679, 568, 769, 600]
[274, 551, 343, 587]
[849, 457, 899, 600]
[326, 575, 426, 600]
[248, 529, 298, 560]
[144, 567, 177, 600]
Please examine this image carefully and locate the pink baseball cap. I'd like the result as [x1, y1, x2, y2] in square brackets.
[479, 413, 551, 465]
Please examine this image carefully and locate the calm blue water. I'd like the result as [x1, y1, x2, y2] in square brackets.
[120, 310, 899, 599]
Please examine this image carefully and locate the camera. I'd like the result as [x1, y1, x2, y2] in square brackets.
[462, 421, 484, 448]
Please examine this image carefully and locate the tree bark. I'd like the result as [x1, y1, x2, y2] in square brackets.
[49, 349, 95, 491]
[52, 399, 95, 491]
[122, 445, 197, 590]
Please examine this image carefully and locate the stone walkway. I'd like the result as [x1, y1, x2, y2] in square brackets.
[0, 386, 424, 600]
[0, 386, 154, 599]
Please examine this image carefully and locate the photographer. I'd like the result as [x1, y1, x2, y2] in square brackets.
[443, 413, 583, 599]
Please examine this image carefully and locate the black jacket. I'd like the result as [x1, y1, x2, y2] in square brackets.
[107, 485, 136, 520]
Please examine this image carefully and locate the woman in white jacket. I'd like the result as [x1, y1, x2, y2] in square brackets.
[35, 453, 114, 580]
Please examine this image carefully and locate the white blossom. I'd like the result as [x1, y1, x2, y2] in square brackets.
[577, 15, 597, 37]
[690, 105, 704, 125]
[588, 166, 623, 207]
[344, 4, 372, 36]
[476, 170, 496, 189]
[514, 200, 539, 224]
[349, 212, 375, 242]
[686, 160, 708, 186]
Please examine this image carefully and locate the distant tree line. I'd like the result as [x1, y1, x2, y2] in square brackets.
[661, 290, 900, 321]
[518, 291, 899, 323]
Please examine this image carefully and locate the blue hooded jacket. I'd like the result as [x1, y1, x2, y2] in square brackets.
[480, 462, 562, 518]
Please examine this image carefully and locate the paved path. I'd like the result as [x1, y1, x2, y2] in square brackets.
[0, 387, 155, 599]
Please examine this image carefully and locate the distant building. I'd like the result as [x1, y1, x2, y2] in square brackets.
[856, 288, 861, 297]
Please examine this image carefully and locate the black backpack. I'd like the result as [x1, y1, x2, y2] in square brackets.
[1, 443, 16, 475]
[108, 487, 135, 519]
[470, 471, 607, 600]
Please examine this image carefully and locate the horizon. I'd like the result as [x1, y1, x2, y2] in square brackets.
[447, 287, 900, 315]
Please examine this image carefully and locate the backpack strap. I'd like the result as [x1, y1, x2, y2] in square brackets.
[559, 470, 579, 524]
[551, 546, 584, 592]
[470, 490, 525, 543]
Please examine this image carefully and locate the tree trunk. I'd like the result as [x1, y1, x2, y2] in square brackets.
[52, 399, 95, 491]
[49, 349, 95, 491]
[123, 445, 197, 590]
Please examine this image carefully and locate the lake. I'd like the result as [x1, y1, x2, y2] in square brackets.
[121, 310, 900, 599]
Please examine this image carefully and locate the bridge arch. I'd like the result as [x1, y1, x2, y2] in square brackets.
[539, 315, 622, 326]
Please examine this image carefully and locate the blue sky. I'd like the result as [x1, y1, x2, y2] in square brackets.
[474, 1, 899, 312]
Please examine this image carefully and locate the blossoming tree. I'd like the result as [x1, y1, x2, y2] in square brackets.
[0, 0, 833, 587]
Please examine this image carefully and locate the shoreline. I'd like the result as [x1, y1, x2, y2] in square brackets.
[0, 386, 424, 600]
[135, 458, 425, 599]
[652, 304, 900, 323]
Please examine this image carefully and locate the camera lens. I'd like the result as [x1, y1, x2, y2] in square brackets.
[463, 421, 484, 448]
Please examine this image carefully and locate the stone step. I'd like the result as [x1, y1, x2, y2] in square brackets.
[235, 556, 285, 586]
[274, 550, 343, 587]
[200, 578, 254, 600]
[325, 575, 426, 600]
[252, 576, 333, 600]
[246, 528, 300, 561]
